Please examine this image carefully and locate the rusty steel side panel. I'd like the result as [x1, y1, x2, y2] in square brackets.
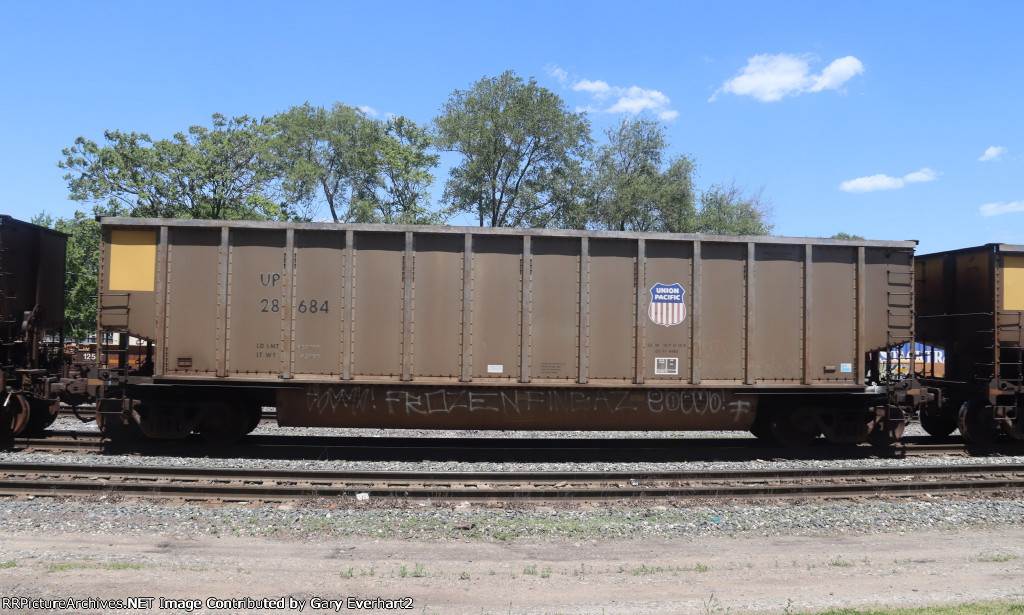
[586, 239, 636, 381]
[810, 246, 857, 383]
[913, 254, 943, 337]
[529, 237, 580, 381]
[98, 218, 917, 397]
[752, 244, 803, 382]
[291, 230, 345, 376]
[915, 247, 988, 382]
[278, 384, 757, 431]
[698, 243, 746, 381]
[915, 244, 1024, 386]
[644, 240, 693, 381]
[351, 232, 404, 378]
[163, 228, 221, 375]
[226, 230, 287, 377]
[0, 215, 66, 337]
[957, 250, 993, 314]
[469, 236, 522, 380]
[411, 234, 463, 378]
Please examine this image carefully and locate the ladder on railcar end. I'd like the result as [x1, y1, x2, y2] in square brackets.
[995, 311, 1023, 420]
[0, 247, 14, 328]
[885, 267, 915, 381]
[96, 292, 132, 377]
[882, 266, 921, 423]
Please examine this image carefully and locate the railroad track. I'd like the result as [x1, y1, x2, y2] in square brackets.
[2, 430, 995, 462]
[58, 407, 278, 422]
[1, 460, 1022, 503]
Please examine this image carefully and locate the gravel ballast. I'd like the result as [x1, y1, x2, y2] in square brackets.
[3, 423, 1024, 614]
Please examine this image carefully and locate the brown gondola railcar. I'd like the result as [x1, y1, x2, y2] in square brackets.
[92, 217, 917, 445]
[915, 244, 1024, 443]
[0, 215, 67, 435]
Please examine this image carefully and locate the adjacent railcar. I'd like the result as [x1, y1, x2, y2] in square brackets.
[93, 218, 916, 445]
[0, 215, 67, 435]
[915, 244, 1024, 443]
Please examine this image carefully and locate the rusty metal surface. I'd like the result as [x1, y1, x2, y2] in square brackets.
[98, 217, 919, 248]
[98, 218, 916, 393]
[0, 215, 67, 335]
[916, 244, 1024, 385]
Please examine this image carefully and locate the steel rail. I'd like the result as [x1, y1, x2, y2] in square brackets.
[1, 461, 1022, 502]
[4, 431, 982, 460]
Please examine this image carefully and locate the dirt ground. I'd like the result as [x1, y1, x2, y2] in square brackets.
[2, 527, 1023, 614]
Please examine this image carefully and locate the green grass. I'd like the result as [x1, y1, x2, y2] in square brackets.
[45, 561, 147, 573]
[0, 560, 17, 569]
[828, 556, 854, 568]
[101, 562, 146, 570]
[977, 553, 1020, 563]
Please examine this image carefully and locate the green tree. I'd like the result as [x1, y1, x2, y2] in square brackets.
[589, 117, 697, 232]
[692, 182, 774, 235]
[343, 115, 443, 224]
[433, 70, 592, 227]
[267, 103, 381, 222]
[830, 232, 865, 240]
[31, 211, 100, 341]
[59, 113, 285, 221]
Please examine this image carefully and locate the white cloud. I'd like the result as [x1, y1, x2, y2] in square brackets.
[573, 79, 612, 97]
[711, 53, 864, 102]
[903, 168, 939, 184]
[810, 56, 865, 92]
[979, 146, 1007, 162]
[357, 105, 378, 117]
[546, 64, 569, 85]
[548, 65, 678, 121]
[979, 200, 1024, 216]
[839, 174, 904, 193]
[839, 168, 938, 193]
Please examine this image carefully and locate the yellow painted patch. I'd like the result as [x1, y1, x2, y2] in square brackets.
[109, 230, 156, 292]
[1004, 255, 1024, 311]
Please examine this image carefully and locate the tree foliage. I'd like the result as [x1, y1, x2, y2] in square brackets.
[60, 114, 287, 221]
[433, 70, 591, 227]
[268, 104, 441, 224]
[267, 103, 378, 222]
[589, 117, 697, 232]
[691, 182, 774, 235]
[586, 117, 770, 235]
[49, 81, 782, 333]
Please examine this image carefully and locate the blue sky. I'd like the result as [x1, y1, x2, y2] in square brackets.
[2, 1, 1021, 253]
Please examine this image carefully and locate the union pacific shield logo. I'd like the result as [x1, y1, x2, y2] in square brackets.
[648, 283, 687, 327]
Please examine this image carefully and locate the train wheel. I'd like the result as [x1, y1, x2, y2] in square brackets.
[957, 401, 1001, 445]
[23, 398, 60, 436]
[95, 400, 142, 441]
[244, 404, 263, 435]
[920, 414, 957, 439]
[749, 408, 776, 443]
[199, 403, 249, 444]
[770, 406, 819, 447]
[1, 393, 31, 438]
[868, 407, 906, 448]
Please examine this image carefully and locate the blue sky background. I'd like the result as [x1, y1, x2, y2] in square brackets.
[2, 1, 1021, 254]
